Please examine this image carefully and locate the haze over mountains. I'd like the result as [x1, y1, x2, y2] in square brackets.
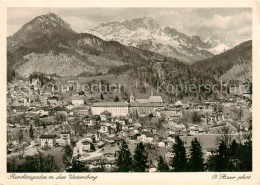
[89, 17, 236, 62]
[7, 13, 251, 86]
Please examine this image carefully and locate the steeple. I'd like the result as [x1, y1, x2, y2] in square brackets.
[130, 89, 135, 103]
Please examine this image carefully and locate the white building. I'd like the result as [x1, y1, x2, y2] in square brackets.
[40, 135, 56, 147]
[91, 102, 129, 117]
[130, 91, 164, 104]
[71, 97, 84, 106]
[137, 133, 154, 144]
[60, 132, 71, 146]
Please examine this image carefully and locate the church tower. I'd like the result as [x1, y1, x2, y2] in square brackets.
[130, 90, 135, 103]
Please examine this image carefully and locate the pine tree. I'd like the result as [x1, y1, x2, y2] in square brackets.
[228, 139, 239, 170]
[170, 136, 187, 172]
[229, 140, 238, 159]
[132, 142, 148, 172]
[235, 135, 252, 171]
[191, 112, 201, 124]
[207, 140, 229, 172]
[187, 137, 204, 171]
[18, 129, 23, 143]
[90, 143, 96, 151]
[63, 145, 73, 166]
[157, 155, 169, 172]
[114, 96, 119, 102]
[216, 141, 229, 171]
[29, 125, 34, 139]
[100, 93, 104, 100]
[116, 140, 132, 172]
[242, 136, 252, 171]
[67, 154, 89, 172]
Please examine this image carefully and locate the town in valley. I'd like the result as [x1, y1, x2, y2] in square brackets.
[7, 9, 252, 172]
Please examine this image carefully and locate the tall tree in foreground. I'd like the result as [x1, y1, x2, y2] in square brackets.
[207, 134, 252, 172]
[63, 145, 73, 167]
[157, 155, 169, 172]
[216, 140, 229, 171]
[207, 140, 230, 172]
[170, 136, 187, 172]
[116, 140, 132, 172]
[235, 135, 252, 171]
[67, 154, 89, 172]
[187, 137, 204, 171]
[132, 142, 148, 172]
[18, 129, 23, 143]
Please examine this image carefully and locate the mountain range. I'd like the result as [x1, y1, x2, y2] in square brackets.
[7, 13, 251, 88]
[7, 13, 163, 78]
[88, 17, 236, 62]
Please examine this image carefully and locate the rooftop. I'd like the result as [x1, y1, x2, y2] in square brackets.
[92, 102, 128, 107]
[148, 96, 164, 103]
[130, 102, 165, 107]
[71, 97, 84, 101]
[40, 135, 57, 139]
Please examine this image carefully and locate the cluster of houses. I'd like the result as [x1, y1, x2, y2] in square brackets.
[7, 78, 252, 170]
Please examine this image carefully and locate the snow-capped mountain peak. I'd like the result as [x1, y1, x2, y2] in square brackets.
[204, 36, 237, 54]
[88, 18, 214, 63]
[88, 17, 237, 62]
[122, 17, 160, 33]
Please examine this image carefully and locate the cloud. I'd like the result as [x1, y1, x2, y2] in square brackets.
[62, 16, 96, 32]
[205, 15, 232, 29]
[200, 11, 251, 30]
[237, 27, 251, 35]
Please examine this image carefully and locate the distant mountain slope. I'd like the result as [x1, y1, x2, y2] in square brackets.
[192, 40, 252, 81]
[7, 13, 164, 79]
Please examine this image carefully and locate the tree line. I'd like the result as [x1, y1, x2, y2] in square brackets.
[7, 151, 56, 172]
[116, 135, 252, 172]
[7, 134, 251, 172]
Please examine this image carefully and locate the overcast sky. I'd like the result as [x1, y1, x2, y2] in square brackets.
[7, 8, 252, 43]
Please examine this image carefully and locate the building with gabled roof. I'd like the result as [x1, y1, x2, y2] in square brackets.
[130, 91, 164, 104]
[40, 135, 57, 148]
[71, 97, 84, 106]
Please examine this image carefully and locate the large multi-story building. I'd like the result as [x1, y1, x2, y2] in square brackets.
[71, 97, 84, 106]
[129, 93, 165, 116]
[91, 93, 166, 117]
[40, 135, 57, 148]
[130, 102, 165, 116]
[91, 102, 129, 117]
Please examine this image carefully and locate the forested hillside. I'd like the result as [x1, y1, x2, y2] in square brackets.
[129, 57, 219, 100]
[192, 40, 252, 82]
